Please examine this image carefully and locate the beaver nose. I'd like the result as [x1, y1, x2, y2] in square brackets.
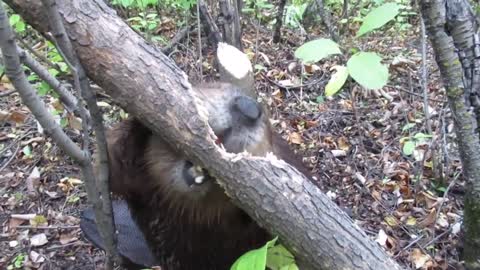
[232, 96, 261, 123]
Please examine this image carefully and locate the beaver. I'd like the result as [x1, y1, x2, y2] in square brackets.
[84, 83, 309, 270]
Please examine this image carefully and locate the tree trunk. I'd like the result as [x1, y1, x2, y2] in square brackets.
[4, 1, 404, 269]
[272, 0, 286, 43]
[218, 0, 243, 50]
[420, 1, 480, 269]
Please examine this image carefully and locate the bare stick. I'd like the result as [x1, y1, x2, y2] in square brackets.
[39, 0, 117, 268]
[18, 47, 89, 119]
[196, 0, 203, 81]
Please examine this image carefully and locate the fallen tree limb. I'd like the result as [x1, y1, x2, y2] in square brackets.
[4, 0, 404, 269]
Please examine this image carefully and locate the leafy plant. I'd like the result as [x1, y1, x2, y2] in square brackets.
[400, 132, 432, 156]
[284, 3, 308, 29]
[9, 14, 26, 34]
[7, 253, 26, 269]
[294, 2, 401, 96]
[112, 0, 158, 9]
[128, 12, 159, 36]
[231, 238, 298, 270]
[243, 0, 275, 23]
[356, 3, 400, 37]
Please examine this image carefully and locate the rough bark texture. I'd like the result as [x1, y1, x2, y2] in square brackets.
[218, 0, 243, 50]
[198, 0, 223, 46]
[272, 0, 287, 43]
[421, 1, 480, 269]
[5, 1, 404, 269]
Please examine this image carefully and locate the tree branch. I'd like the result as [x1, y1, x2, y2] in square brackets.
[39, 0, 117, 268]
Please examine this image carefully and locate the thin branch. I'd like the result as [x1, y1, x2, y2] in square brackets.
[15, 33, 60, 70]
[0, 2, 86, 164]
[0, 143, 19, 173]
[0, 89, 15, 97]
[420, 18, 432, 134]
[17, 46, 89, 119]
[196, 0, 203, 81]
[161, 25, 193, 55]
[39, 0, 117, 269]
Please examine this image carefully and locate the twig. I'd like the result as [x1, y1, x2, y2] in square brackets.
[0, 143, 19, 173]
[0, 89, 15, 97]
[45, 241, 90, 251]
[0, 129, 34, 158]
[196, 0, 203, 81]
[422, 226, 454, 248]
[161, 25, 193, 55]
[394, 234, 425, 258]
[16, 225, 80, 229]
[263, 73, 326, 90]
[15, 34, 60, 70]
[435, 171, 461, 223]
[389, 85, 446, 103]
[420, 18, 432, 134]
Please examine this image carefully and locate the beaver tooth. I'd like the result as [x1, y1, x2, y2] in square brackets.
[194, 176, 205, 184]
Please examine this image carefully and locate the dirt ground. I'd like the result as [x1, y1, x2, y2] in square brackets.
[0, 19, 466, 270]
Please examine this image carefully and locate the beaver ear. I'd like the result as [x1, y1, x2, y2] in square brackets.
[216, 42, 256, 98]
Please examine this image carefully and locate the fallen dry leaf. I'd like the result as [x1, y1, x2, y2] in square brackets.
[8, 111, 28, 124]
[59, 232, 78, 245]
[418, 209, 436, 228]
[337, 137, 350, 151]
[30, 233, 48, 246]
[288, 132, 303, 145]
[410, 248, 431, 269]
[30, 250, 45, 263]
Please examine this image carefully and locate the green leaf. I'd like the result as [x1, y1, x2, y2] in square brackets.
[294, 38, 341, 64]
[254, 64, 266, 71]
[347, 52, 388, 90]
[266, 244, 296, 270]
[357, 3, 401, 37]
[9, 14, 20, 26]
[231, 238, 277, 270]
[22, 145, 32, 157]
[315, 95, 325, 104]
[402, 140, 415, 156]
[48, 68, 59, 78]
[325, 65, 349, 97]
[280, 264, 299, 270]
[37, 82, 51, 96]
[402, 123, 416, 132]
[413, 132, 432, 141]
[13, 253, 25, 268]
[15, 21, 26, 32]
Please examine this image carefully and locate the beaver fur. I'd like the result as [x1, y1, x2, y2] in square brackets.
[103, 83, 309, 270]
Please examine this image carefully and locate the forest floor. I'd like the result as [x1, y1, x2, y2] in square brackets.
[0, 12, 466, 270]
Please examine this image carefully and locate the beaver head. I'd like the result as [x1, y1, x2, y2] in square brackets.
[141, 83, 274, 224]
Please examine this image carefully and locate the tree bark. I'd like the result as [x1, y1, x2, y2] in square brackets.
[272, 0, 287, 43]
[218, 0, 243, 50]
[420, 1, 480, 269]
[4, 1, 404, 269]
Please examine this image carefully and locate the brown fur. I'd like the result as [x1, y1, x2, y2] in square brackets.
[104, 83, 310, 270]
